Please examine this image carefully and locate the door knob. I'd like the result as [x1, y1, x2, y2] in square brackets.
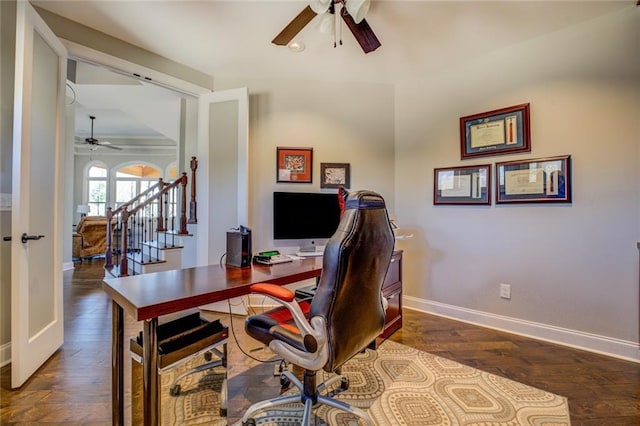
[21, 233, 45, 244]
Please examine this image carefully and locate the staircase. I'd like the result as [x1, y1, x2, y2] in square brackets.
[104, 157, 198, 277]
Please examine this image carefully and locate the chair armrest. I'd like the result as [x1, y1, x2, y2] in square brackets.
[250, 283, 329, 370]
[250, 283, 295, 302]
[249, 283, 316, 340]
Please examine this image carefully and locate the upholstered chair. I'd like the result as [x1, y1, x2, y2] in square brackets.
[241, 189, 395, 425]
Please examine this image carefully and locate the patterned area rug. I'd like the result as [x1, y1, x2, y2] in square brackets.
[157, 341, 570, 425]
[134, 353, 227, 425]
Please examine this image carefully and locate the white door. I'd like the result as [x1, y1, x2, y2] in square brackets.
[196, 88, 249, 266]
[11, 1, 67, 388]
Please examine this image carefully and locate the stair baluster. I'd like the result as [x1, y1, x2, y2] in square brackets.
[104, 167, 195, 277]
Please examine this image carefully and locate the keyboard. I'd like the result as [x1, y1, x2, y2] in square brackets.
[295, 251, 323, 257]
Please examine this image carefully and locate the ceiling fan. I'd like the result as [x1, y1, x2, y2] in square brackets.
[273, 0, 381, 54]
[81, 115, 122, 150]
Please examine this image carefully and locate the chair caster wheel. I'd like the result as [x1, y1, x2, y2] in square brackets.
[242, 419, 256, 426]
[340, 376, 349, 390]
[204, 351, 213, 362]
[170, 384, 181, 396]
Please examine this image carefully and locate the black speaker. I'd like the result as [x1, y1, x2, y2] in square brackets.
[226, 226, 252, 268]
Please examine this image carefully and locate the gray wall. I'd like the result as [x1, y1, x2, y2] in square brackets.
[394, 8, 640, 352]
[214, 78, 395, 255]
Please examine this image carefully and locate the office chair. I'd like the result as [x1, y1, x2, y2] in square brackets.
[241, 190, 395, 425]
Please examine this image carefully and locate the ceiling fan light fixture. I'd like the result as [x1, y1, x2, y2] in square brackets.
[310, 0, 332, 14]
[318, 12, 336, 35]
[345, 0, 370, 24]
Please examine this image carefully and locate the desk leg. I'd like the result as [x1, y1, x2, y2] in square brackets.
[142, 317, 159, 426]
[111, 301, 124, 426]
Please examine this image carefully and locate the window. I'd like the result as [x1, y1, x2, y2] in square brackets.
[115, 164, 161, 212]
[87, 163, 107, 216]
[83, 162, 168, 217]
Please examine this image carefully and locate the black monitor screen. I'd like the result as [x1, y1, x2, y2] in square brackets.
[273, 192, 341, 240]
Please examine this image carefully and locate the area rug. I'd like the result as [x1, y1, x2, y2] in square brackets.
[158, 340, 570, 425]
[134, 352, 227, 425]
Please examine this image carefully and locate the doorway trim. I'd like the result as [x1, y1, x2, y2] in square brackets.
[62, 40, 212, 97]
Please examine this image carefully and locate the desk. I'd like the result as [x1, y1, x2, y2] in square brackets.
[102, 257, 324, 426]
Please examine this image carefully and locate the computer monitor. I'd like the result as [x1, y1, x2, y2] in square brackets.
[273, 192, 341, 241]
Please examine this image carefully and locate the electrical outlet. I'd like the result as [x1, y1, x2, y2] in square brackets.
[500, 283, 511, 299]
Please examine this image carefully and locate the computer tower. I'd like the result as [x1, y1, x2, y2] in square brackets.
[226, 226, 252, 268]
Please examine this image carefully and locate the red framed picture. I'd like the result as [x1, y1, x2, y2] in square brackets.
[276, 147, 313, 183]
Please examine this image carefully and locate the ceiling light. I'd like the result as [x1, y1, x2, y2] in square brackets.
[318, 12, 335, 35]
[288, 40, 306, 52]
[310, 0, 331, 14]
[345, 0, 370, 24]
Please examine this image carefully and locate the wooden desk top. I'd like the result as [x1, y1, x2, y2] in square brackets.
[103, 257, 324, 321]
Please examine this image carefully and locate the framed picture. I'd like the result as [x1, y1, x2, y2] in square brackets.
[434, 164, 491, 205]
[496, 155, 571, 204]
[460, 103, 531, 159]
[277, 147, 313, 183]
[320, 163, 350, 189]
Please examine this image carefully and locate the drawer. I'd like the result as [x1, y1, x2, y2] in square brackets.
[383, 253, 401, 287]
[384, 286, 401, 326]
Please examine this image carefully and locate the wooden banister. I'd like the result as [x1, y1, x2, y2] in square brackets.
[188, 156, 198, 224]
[104, 160, 196, 276]
[112, 178, 166, 216]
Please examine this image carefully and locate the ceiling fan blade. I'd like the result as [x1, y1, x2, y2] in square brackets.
[272, 5, 317, 46]
[341, 11, 381, 54]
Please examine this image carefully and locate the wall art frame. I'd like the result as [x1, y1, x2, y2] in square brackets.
[495, 155, 571, 204]
[276, 147, 313, 183]
[434, 164, 491, 205]
[460, 103, 531, 159]
[320, 163, 350, 189]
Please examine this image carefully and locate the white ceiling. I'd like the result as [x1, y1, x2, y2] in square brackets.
[33, 0, 636, 146]
[71, 61, 181, 137]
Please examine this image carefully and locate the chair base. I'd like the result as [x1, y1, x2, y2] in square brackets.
[240, 369, 372, 426]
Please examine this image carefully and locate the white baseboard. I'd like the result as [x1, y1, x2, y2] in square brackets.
[63, 261, 75, 271]
[404, 296, 640, 363]
[0, 342, 10, 368]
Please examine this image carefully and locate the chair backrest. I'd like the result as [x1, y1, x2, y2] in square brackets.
[310, 190, 395, 372]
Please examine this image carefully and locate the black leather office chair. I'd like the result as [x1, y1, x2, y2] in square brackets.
[240, 190, 395, 425]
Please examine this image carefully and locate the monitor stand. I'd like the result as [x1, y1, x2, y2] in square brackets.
[298, 243, 317, 253]
[297, 243, 324, 257]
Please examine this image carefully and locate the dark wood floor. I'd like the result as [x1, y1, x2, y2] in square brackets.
[1, 260, 639, 424]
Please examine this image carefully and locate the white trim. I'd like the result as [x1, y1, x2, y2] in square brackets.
[196, 88, 249, 266]
[404, 295, 640, 363]
[61, 40, 210, 97]
[0, 343, 10, 368]
[63, 261, 74, 271]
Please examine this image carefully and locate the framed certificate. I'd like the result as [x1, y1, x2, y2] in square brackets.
[496, 155, 571, 204]
[434, 164, 491, 205]
[460, 103, 531, 159]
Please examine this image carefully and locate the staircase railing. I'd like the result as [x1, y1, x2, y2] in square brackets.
[105, 157, 198, 277]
